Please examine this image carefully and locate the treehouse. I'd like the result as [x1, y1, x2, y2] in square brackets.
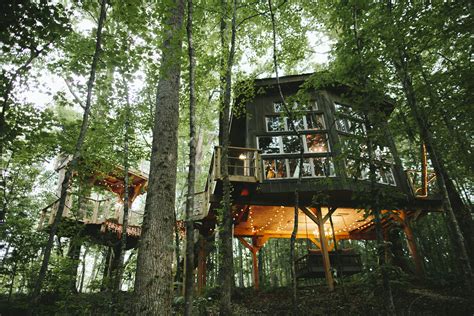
[194, 73, 442, 290]
[39, 156, 148, 289]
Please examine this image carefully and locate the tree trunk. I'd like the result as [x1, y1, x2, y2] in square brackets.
[31, 0, 107, 305]
[133, 1, 185, 314]
[184, 0, 197, 313]
[393, 51, 473, 293]
[218, 0, 237, 314]
[66, 237, 82, 293]
[113, 77, 132, 300]
[79, 246, 88, 293]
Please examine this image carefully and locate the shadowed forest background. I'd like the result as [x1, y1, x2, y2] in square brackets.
[0, 1, 473, 315]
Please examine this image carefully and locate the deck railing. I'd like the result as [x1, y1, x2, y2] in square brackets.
[405, 169, 437, 198]
[214, 146, 262, 182]
[190, 147, 262, 221]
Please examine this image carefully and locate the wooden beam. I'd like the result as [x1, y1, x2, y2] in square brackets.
[315, 206, 334, 291]
[237, 236, 254, 253]
[237, 237, 260, 290]
[301, 207, 319, 225]
[321, 207, 337, 224]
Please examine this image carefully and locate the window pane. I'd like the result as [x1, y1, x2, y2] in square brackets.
[336, 118, 351, 133]
[305, 134, 329, 153]
[306, 113, 325, 130]
[313, 157, 335, 177]
[274, 102, 283, 113]
[266, 116, 285, 132]
[263, 159, 287, 179]
[378, 166, 396, 185]
[258, 136, 280, 154]
[282, 135, 302, 153]
[346, 159, 369, 180]
[375, 145, 394, 163]
[287, 158, 312, 178]
[286, 117, 304, 131]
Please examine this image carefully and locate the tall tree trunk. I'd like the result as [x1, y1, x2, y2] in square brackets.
[66, 236, 82, 293]
[184, 0, 197, 313]
[113, 78, 132, 300]
[393, 54, 473, 294]
[218, 0, 237, 314]
[133, 1, 185, 314]
[31, 0, 107, 305]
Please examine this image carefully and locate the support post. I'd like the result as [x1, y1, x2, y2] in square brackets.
[251, 249, 259, 290]
[400, 211, 424, 278]
[238, 236, 268, 290]
[315, 207, 334, 291]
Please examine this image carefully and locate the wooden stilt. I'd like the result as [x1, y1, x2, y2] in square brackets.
[400, 211, 424, 278]
[315, 207, 334, 291]
[238, 236, 268, 290]
[251, 249, 259, 290]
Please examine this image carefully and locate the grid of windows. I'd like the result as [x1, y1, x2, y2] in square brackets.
[335, 103, 397, 186]
[258, 100, 333, 180]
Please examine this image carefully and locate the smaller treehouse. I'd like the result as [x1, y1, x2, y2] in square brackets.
[39, 156, 148, 289]
[193, 73, 442, 290]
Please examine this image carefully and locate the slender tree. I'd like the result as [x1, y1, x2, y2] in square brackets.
[31, 0, 107, 305]
[267, 1, 305, 313]
[218, 0, 237, 314]
[183, 0, 197, 313]
[113, 77, 132, 296]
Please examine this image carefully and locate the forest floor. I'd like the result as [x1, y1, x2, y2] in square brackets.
[1, 279, 473, 315]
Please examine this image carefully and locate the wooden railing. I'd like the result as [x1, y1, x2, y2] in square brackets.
[190, 147, 262, 221]
[38, 196, 141, 230]
[214, 146, 262, 182]
[406, 169, 437, 198]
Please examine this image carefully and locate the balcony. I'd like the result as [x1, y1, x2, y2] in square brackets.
[214, 146, 262, 183]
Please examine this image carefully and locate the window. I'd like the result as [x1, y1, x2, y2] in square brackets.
[305, 113, 325, 130]
[313, 157, 335, 177]
[258, 136, 280, 154]
[305, 134, 329, 153]
[266, 116, 285, 132]
[264, 159, 287, 179]
[345, 159, 396, 185]
[286, 116, 305, 131]
[282, 135, 302, 153]
[334, 102, 365, 134]
[274, 102, 284, 113]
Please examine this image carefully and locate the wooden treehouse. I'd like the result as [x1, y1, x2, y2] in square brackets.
[39, 156, 148, 288]
[192, 73, 443, 291]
